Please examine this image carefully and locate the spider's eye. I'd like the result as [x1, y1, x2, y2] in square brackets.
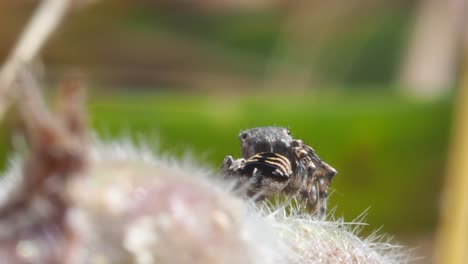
[286, 129, 291, 135]
[240, 132, 248, 140]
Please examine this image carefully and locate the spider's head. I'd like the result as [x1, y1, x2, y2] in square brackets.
[239, 127, 292, 158]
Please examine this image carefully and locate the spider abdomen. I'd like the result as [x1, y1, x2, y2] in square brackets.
[238, 152, 292, 196]
[239, 152, 292, 181]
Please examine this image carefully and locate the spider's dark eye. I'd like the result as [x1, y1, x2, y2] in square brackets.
[286, 130, 291, 135]
[240, 132, 248, 140]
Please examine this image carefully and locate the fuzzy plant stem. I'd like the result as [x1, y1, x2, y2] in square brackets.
[434, 46, 468, 264]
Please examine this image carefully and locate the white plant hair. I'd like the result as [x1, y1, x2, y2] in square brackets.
[0, 136, 412, 263]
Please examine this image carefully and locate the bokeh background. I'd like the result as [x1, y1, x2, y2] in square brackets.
[1, 0, 465, 262]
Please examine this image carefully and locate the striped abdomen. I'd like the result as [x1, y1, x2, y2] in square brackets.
[239, 152, 292, 181]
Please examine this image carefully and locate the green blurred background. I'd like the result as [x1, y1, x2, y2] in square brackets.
[0, 0, 460, 258]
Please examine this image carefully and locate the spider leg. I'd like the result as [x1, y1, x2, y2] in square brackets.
[291, 140, 336, 217]
[221, 156, 246, 191]
[244, 170, 268, 201]
[222, 156, 245, 175]
[299, 142, 337, 181]
[297, 190, 308, 209]
[221, 155, 235, 179]
[290, 144, 316, 211]
[306, 180, 323, 217]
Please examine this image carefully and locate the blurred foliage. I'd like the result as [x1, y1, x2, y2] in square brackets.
[0, 91, 444, 235]
[123, 10, 283, 58]
[0, 1, 414, 87]
[317, 10, 411, 84]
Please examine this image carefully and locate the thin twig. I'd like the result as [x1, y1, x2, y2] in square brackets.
[0, 0, 73, 120]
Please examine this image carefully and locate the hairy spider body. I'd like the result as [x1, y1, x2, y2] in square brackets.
[222, 127, 337, 217]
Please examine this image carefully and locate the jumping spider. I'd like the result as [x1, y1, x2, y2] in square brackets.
[222, 127, 337, 217]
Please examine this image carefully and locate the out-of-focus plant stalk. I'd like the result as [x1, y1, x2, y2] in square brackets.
[399, 0, 466, 98]
[0, 0, 72, 120]
[434, 49, 468, 264]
